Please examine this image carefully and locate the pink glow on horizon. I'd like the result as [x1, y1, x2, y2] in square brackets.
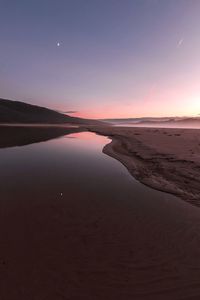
[54, 79, 200, 120]
[61, 94, 200, 120]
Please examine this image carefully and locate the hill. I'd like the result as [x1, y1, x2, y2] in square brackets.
[0, 98, 103, 125]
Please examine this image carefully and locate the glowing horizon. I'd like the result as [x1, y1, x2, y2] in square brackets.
[0, 1, 200, 119]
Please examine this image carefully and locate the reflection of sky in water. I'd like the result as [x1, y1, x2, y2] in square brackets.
[0, 131, 194, 223]
[1, 131, 200, 300]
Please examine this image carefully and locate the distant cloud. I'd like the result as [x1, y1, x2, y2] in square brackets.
[177, 38, 184, 48]
[55, 110, 78, 114]
[63, 111, 78, 114]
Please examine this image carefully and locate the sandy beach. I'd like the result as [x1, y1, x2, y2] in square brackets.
[89, 126, 200, 206]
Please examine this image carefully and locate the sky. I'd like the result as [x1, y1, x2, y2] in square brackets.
[0, 0, 200, 119]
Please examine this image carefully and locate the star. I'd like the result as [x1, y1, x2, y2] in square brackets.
[177, 38, 184, 48]
[57, 42, 60, 47]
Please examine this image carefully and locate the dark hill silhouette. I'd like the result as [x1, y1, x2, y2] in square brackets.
[0, 98, 103, 125]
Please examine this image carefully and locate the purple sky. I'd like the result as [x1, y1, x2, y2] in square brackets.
[0, 0, 200, 118]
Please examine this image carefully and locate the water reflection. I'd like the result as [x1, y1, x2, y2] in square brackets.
[0, 129, 200, 299]
[0, 125, 84, 148]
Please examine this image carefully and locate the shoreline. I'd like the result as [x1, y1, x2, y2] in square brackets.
[0, 123, 80, 128]
[89, 126, 200, 206]
[1, 125, 200, 298]
[1, 123, 199, 206]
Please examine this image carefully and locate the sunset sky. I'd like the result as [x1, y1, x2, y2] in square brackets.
[0, 0, 200, 119]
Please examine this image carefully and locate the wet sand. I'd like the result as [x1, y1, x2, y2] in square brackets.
[1, 183, 200, 300]
[90, 126, 200, 206]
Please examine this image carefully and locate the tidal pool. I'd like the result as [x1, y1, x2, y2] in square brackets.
[0, 130, 200, 300]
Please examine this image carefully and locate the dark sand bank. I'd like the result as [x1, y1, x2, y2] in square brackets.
[89, 126, 200, 206]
